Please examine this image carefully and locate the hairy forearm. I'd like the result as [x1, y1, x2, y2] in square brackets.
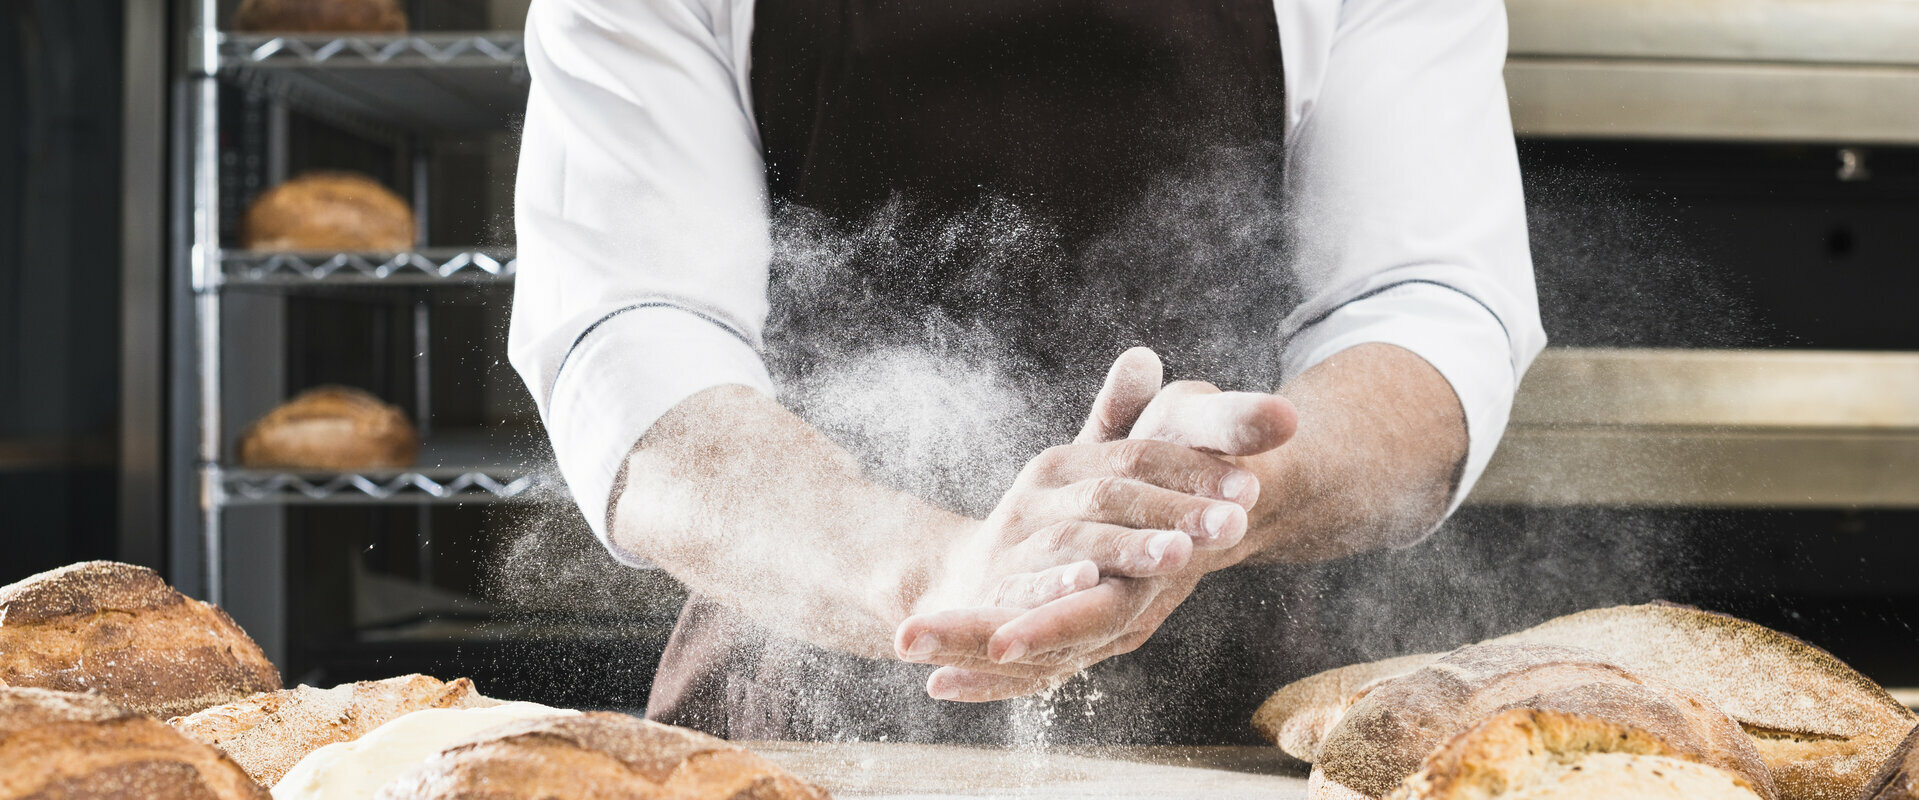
[608, 385, 963, 659]
[1231, 343, 1469, 563]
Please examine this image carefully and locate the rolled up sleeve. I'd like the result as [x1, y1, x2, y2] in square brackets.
[509, 0, 772, 545]
[1276, 0, 1548, 512]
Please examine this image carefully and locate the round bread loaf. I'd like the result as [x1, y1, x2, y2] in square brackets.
[1386, 708, 1766, 800]
[241, 172, 416, 252]
[375, 711, 832, 799]
[233, 0, 407, 34]
[238, 386, 419, 471]
[1312, 643, 1775, 800]
[0, 562, 281, 719]
[0, 686, 269, 799]
[170, 675, 499, 788]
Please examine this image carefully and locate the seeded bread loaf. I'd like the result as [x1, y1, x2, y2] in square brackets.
[238, 385, 419, 471]
[241, 172, 416, 252]
[1310, 643, 1774, 800]
[0, 686, 269, 799]
[233, 0, 407, 32]
[0, 561, 281, 718]
[1386, 708, 1766, 800]
[375, 711, 832, 800]
[170, 674, 499, 787]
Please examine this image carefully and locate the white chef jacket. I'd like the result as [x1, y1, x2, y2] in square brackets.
[509, 0, 1549, 550]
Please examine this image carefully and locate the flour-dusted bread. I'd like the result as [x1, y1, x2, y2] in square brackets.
[233, 0, 407, 32]
[1385, 708, 1766, 800]
[238, 385, 419, 470]
[1310, 643, 1774, 800]
[376, 712, 832, 800]
[0, 686, 269, 799]
[1490, 604, 1917, 800]
[1857, 724, 1919, 800]
[170, 674, 499, 787]
[1253, 652, 1441, 762]
[0, 561, 280, 719]
[241, 172, 416, 252]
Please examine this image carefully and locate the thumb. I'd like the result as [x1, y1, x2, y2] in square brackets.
[1131, 382, 1298, 457]
[1075, 347, 1164, 444]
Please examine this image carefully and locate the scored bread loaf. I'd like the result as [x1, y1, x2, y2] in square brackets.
[1857, 724, 1919, 800]
[375, 711, 832, 799]
[170, 674, 499, 787]
[1310, 643, 1775, 800]
[0, 561, 281, 719]
[1385, 708, 1766, 800]
[238, 385, 419, 470]
[1253, 652, 1441, 763]
[0, 686, 269, 800]
[233, 0, 407, 32]
[241, 172, 416, 252]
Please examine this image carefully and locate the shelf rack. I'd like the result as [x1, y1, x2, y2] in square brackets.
[180, 8, 542, 605]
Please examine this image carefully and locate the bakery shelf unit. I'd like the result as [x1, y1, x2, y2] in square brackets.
[179, 5, 542, 608]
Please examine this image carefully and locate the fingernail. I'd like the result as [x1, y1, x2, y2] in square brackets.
[1220, 470, 1253, 502]
[928, 681, 956, 701]
[905, 634, 939, 659]
[1147, 531, 1180, 565]
[1203, 504, 1235, 538]
[998, 641, 1028, 664]
[1062, 561, 1092, 588]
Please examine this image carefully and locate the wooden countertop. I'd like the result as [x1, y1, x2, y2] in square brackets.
[747, 742, 1312, 799]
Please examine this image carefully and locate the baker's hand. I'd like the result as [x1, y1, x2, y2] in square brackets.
[895, 349, 1298, 700]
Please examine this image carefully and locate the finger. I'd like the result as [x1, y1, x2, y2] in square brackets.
[1132, 382, 1298, 457]
[1054, 477, 1247, 548]
[1027, 522, 1192, 577]
[1034, 439, 1258, 507]
[986, 579, 1155, 664]
[990, 560, 1099, 610]
[926, 667, 1066, 703]
[895, 607, 1019, 664]
[1076, 347, 1164, 445]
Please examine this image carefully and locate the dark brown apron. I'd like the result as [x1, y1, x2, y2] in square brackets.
[646, 0, 1322, 745]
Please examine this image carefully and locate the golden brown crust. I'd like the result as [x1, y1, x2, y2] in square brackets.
[1387, 708, 1764, 800]
[1856, 723, 1919, 800]
[232, 0, 407, 34]
[170, 675, 496, 787]
[237, 385, 419, 471]
[0, 687, 269, 800]
[0, 562, 281, 719]
[1314, 643, 1774, 800]
[1253, 653, 1442, 761]
[240, 172, 416, 252]
[375, 712, 832, 800]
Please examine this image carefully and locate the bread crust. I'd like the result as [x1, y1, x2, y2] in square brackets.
[0, 562, 281, 719]
[1253, 652, 1441, 762]
[375, 712, 832, 800]
[170, 675, 496, 787]
[1856, 723, 1919, 800]
[237, 385, 419, 471]
[0, 686, 269, 800]
[240, 172, 416, 252]
[1313, 643, 1774, 800]
[233, 0, 407, 32]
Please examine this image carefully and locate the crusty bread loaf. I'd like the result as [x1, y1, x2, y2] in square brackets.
[375, 711, 832, 799]
[241, 172, 416, 252]
[1258, 603, 1915, 800]
[1857, 723, 1919, 800]
[233, 0, 407, 32]
[1311, 643, 1774, 800]
[1386, 708, 1766, 800]
[0, 686, 269, 799]
[1253, 652, 1441, 762]
[170, 674, 499, 787]
[238, 385, 419, 470]
[0, 561, 281, 719]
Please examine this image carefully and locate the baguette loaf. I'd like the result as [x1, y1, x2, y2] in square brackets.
[241, 172, 416, 252]
[1311, 643, 1774, 800]
[375, 711, 833, 799]
[1386, 708, 1766, 800]
[170, 674, 499, 787]
[0, 561, 281, 718]
[233, 0, 407, 32]
[0, 686, 269, 799]
[238, 385, 419, 471]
